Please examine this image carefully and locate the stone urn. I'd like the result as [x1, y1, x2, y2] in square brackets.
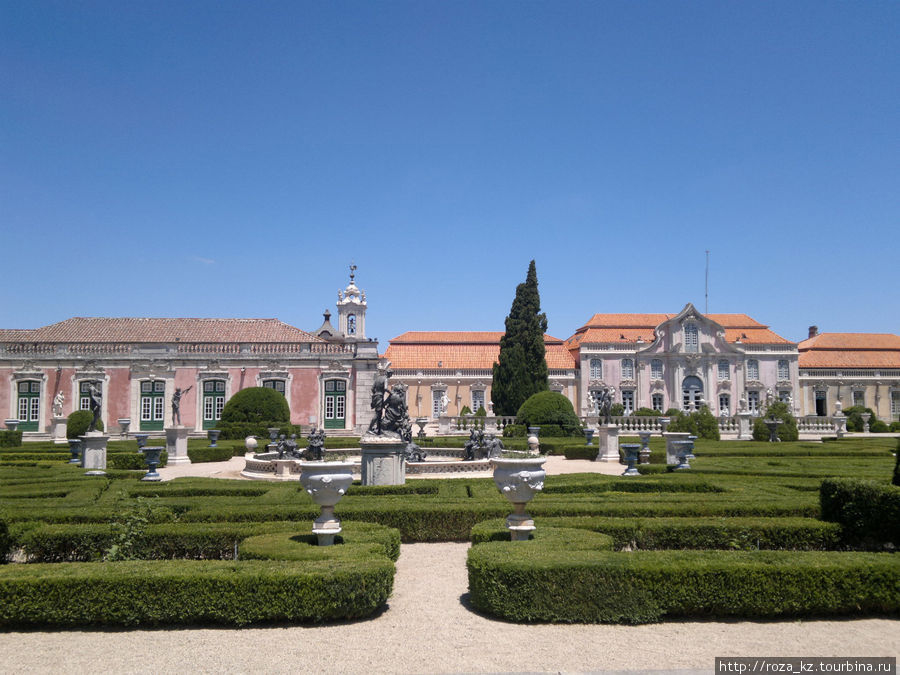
[141, 446, 163, 482]
[527, 432, 540, 454]
[621, 443, 641, 476]
[860, 412, 871, 433]
[672, 440, 692, 470]
[207, 429, 221, 447]
[117, 418, 131, 438]
[637, 431, 652, 464]
[491, 457, 547, 541]
[4, 419, 20, 432]
[584, 428, 595, 446]
[764, 418, 782, 443]
[299, 461, 356, 546]
[415, 417, 428, 439]
[686, 435, 697, 459]
[134, 433, 149, 452]
[68, 439, 82, 464]
[659, 417, 671, 434]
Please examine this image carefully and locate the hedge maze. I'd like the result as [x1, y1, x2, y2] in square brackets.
[0, 436, 898, 626]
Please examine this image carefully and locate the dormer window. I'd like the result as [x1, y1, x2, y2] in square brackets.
[684, 323, 699, 353]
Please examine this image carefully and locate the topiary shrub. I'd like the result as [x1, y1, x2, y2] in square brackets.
[502, 424, 527, 438]
[475, 406, 487, 417]
[870, 420, 889, 433]
[890, 422, 900, 433]
[459, 406, 472, 417]
[66, 411, 103, 439]
[516, 391, 582, 437]
[820, 478, 900, 548]
[217, 387, 291, 440]
[843, 406, 878, 432]
[752, 400, 799, 442]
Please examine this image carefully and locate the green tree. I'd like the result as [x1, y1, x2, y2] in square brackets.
[752, 400, 799, 442]
[491, 260, 549, 415]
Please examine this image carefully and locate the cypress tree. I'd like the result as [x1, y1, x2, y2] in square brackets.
[491, 260, 549, 415]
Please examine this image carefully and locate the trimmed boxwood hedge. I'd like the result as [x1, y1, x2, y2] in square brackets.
[187, 446, 235, 463]
[15, 520, 401, 563]
[0, 431, 22, 448]
[467, 529, 900, 624]
[819, 478, 900, 548]
[0, 556, 394, 627]
[471, 516, 844, 551]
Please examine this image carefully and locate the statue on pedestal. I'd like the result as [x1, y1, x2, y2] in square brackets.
[171, 386, 193, 426]
[87, 382, 102, 432]
[52, 391, 65, 418]
[597, 386, 616, 425]
[305, 428, 326, 461]
[368, 366, 393, 435]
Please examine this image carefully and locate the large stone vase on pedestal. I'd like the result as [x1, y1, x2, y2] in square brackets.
[80, 432, 109, 476]
[141, 447, 163, 482]
[595, 425, 620, 462]
[165, 426, 192, 465]
[50, 417, 68, 444]
[491, 457, 546, 541]
[299, 461, 356, 545]
[360, 433, 406, 485]
[664, 432, 691, 465]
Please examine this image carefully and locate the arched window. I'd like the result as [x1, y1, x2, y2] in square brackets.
[17, 380, 41, 432]
[777, 360, 789, 380]
[347, 314, 356, 335]
[747, 359, 759, 381]
[718, 360, 729, 381]
[684, 324, 699, 353]
[650, 359, 663, 380]
[589, 359, 602, 379]
[621, 358, 634, 380]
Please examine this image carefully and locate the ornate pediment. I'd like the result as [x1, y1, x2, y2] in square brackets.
[745, 380, 764, 389]
[619, 379, 637, 389]
[777, 380, 794, 390]
[16, 360, 37, 373]
[327, 360, 348, 372]
[549, 380, 564, 392]
[588, 379, 608, 389]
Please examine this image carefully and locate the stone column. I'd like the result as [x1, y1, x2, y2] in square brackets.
[595, 424, 620, 462]
[165, 426, 192, 465]
[438, 416, 450, 435]
[50, 416, 68, 444]
[272, 459, 295, 480]
[80, 432, 109, 476]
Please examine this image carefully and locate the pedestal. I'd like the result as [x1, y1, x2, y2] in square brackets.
[595, 425, 620, 462]
[80, 432, 108, 475]
[50, 416, 68, 444]
[360, 434, 406, 485]
[664, 432, 691, 465]
[272, 459, 296, 480]
[165, 426, 192, 465]
[438, 416, 450, 435]
[736, 412, 753, 440]
[833, 414, 846, 439]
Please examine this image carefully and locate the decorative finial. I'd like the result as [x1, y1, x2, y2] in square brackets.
[349, 263, 356, 282]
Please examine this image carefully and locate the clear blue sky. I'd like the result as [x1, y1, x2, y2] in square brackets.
[2, 1, 898, 345]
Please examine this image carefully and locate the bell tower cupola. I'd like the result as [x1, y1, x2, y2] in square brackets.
[337, 264, 367, 340]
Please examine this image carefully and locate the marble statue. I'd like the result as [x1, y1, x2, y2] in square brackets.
[52, 391, 65, 417]
[597, 386, 616, 425]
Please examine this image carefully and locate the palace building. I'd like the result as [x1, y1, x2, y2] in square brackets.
[566, 304, 800, 418]
[798, 327, 900, 422]
[0, 272, 380, 437]
[383, 332, 577, 419]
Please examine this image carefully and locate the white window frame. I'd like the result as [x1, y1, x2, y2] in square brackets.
[621, 358, 634, 380]
[777, 359, 789, 380]
[747, 390, 760, 414]
[621, 390, 635, 415]
[650, 359, 662, 380]
[651, 393, 664, 412]
[589, 359, 602, 379]
[852, 390, 865, 408]
[718, 394, 730, 416]
[718, 360, 729, 381]
[684, 323, 699, 353]
[471, 390, 485, 413]
[747, 359, 760, 381]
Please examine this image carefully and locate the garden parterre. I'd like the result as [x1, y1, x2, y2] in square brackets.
[0, 436, 897, 626]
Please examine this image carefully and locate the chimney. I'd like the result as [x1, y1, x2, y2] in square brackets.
[808, 325, 818, 339]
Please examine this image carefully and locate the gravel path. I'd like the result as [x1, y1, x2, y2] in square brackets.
[1, 542, 896, 674]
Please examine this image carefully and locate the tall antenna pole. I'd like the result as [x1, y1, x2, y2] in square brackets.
[704, 250, 710, 314]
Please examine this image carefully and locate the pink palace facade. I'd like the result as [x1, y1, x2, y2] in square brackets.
[0, 275, 379, 437]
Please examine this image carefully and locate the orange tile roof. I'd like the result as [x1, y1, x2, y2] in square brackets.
[799, 333, 900, 369]
[385, 332, 575, 370]
[569, 312, 792, 346]
[0, 317, 323, 344]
